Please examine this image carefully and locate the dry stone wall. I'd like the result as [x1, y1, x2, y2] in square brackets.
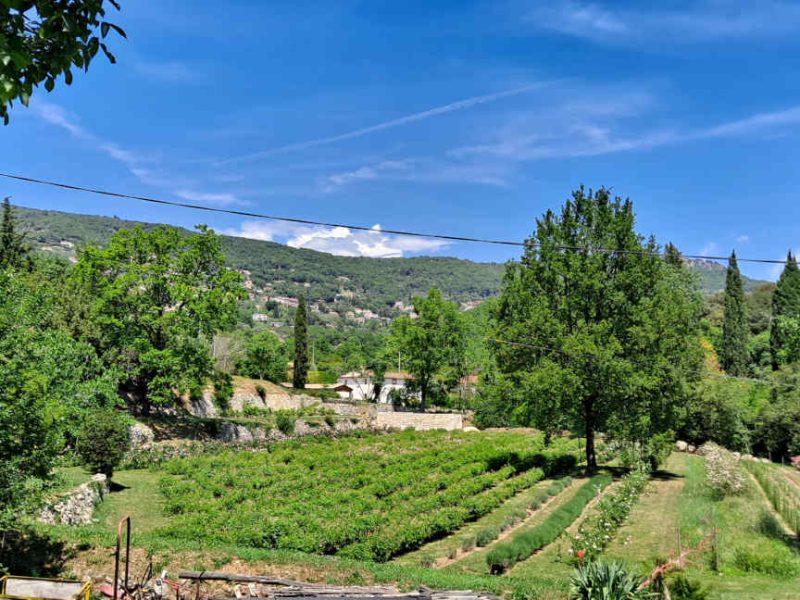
[39, 474, 109, 525]
[375, 411, 463, 431]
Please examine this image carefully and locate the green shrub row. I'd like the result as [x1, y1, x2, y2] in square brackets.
[569, 465, 650, 563]
[157, 431, 581, 559]
[485, 474, 612, 573]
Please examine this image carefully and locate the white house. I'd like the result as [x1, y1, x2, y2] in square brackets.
[335, 370, 417, 403]
[378, 371, 415, 403]
[337, 371, 376, 401]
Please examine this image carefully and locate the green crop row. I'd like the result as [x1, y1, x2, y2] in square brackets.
[568, 464, 650, 563]
[157, 430, 580, 560]
[743, 461, 800, 535]
[485, 474, 612, 573]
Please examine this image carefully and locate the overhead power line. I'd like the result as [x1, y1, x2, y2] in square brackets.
[0, 171, 790, 265]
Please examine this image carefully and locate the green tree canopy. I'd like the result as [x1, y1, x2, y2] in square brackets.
[384, 288, 466, 409]
[770, 251, 800, 369]
[71, 225, 244, 414]
[293, 295, 309, 389]
[237, 329, 287, 383]
[720, 252, 749, 376]
[489, 188, 702, 469]
[0, 198, 30, 269]
[1, 0, 125, 124]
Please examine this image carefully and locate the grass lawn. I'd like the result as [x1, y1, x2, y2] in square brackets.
[604, 452, 687, 568]
[675, 455, 800, 599]
[443, 476, 590, 576]
[37, 468, 167, 549]
[393, 477, 557, 568]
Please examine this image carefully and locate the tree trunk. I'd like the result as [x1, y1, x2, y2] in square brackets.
[584, 399, 597, 472]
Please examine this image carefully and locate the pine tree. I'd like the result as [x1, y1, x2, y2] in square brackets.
[720, 251, 749, 375]
[0, 197, 30, 269]
[293, 294, 309, 389]
[770, 251, 800, 368]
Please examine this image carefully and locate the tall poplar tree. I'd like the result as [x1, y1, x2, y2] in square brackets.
[770, 251, 800, 368]
[293, 294, 309, 389]
[492, 188, 702, 470]
[720, 251, 749, 376]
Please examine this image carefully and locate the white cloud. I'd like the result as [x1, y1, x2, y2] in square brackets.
[526, 1, 800, 45]
[452, 102, 800, 163]
[699, 241, 720, 257]
[132, 59, 201, 83]
[224, 221, 449, 258]
[217, 82, 551, 165]
[33, 101, 242, 206]
[174, 189, 241, 206]
[736, 234, 750, 244]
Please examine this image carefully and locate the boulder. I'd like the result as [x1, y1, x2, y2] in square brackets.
[216, 421, 254, 443]
[687, 444, 697, 453]
[463, 426, 480, 433]
[128, 422, 155, 449]
[188, 392, 218, 418]
[675, 440, 688, 452]
[731, 451, 741, 461]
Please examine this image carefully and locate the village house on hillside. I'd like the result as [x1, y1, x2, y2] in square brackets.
[335, 370, 417, 403]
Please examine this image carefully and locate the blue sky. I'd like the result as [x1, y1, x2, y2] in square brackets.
[2, 1, 800, 280]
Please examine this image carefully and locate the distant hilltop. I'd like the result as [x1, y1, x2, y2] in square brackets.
[16, 206, 767, 318]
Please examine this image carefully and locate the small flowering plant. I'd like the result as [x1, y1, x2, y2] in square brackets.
[568, 463, 650, 564]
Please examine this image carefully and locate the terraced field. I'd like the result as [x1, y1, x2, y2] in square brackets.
[35, 432, 800, 599]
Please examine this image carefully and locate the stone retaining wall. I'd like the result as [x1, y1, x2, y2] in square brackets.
[375, 411, 463, 431]
[39, 474, 109, 525]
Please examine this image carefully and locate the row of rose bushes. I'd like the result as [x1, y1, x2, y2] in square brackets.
[485, 474, 612, 573]
[157, 430, 580, 560]
[568, 464, 650, 563]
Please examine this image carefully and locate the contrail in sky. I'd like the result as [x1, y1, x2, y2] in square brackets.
[217, 82, 548, 165]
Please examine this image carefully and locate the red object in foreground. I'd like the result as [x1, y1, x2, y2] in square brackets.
[577, 550, 585, 559]
[98, 584, 116, 598]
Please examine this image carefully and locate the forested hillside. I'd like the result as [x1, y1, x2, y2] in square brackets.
[16, 206, 767, 312]
[16, 206, 505, 315]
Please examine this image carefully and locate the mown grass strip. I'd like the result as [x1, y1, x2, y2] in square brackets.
[485, 474, 612, 574]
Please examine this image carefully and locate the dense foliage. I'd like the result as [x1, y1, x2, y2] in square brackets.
[487, 188, 703, 468]
[75, 408, 130, 477]
[70, 225, 245, 413]
[236, 330, 287, 382]
[0, 0, 125, 124]
[158, 430, 579, 561]
[385, 289, 466, 408]
[770, 252, 800, 368]
[720, 253, 749, 376]
[293, 294, 309, 388]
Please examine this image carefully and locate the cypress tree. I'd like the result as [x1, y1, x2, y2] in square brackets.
[770, 251, 800, 368]
[720, 251, 748, 375]
[292, 294, 309, 389]
[0, 197, 30, 269]
[664, 242, 684, 268]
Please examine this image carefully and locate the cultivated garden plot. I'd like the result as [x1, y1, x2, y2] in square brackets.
[743, 460, 800, 535]
[157, 430, 579, 561]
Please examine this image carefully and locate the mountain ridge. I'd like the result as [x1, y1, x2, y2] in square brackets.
[15, 206, 768, 316]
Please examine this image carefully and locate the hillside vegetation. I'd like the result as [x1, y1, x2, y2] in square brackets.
[16, 206, 505, 314]
[16, 206, 766, 313]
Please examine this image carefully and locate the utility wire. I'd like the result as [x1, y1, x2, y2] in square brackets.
[0, 171, 791, 265]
